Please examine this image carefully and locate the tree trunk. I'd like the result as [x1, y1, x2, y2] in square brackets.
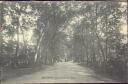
[20, 27, 27, 55]
[105, 4, 108, 63]
[34, 29, 44, 63]
[15, 26, 19, 57]
[94, 4, 105, 67]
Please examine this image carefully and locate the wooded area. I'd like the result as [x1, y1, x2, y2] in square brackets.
[0, 1, 127, 82]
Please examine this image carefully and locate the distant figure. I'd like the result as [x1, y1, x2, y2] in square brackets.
[65, 58, 67, 62]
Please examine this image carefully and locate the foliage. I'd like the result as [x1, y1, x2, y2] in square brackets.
[0, 1, 127, 82]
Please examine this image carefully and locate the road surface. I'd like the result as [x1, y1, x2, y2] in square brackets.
[2, 61, 118, 84]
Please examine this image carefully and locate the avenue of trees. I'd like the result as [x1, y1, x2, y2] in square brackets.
[70, 1, 128, 82]
[0, 1, 127, 82]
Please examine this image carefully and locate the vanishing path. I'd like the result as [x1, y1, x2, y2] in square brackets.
[2, 61, 118, 84]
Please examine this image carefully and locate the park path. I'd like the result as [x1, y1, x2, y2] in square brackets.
[2, 61, 118, 84]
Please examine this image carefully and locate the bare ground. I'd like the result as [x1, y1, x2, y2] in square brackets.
[1, 61, 119, 84]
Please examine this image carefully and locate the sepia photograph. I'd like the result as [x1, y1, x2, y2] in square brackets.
[0, 0, 128, 83]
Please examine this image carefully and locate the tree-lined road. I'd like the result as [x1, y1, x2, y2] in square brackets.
[2, 61, 117, 84]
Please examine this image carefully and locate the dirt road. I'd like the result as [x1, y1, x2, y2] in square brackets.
[2, 61, 118, 84]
